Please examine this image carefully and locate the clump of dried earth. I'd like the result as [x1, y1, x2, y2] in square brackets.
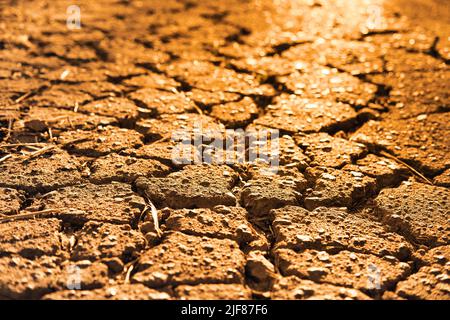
[0, 0, 448, 300]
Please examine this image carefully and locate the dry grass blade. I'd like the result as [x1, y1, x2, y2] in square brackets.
[268, 225, 275, 238]
[0, 209, 62, 223]
[124, 264, 134, 284]
[148, 199, 162, 237]
[4, 118, 12, 142]
[139, 205, 149, 222]
[14, 90, 34, 103]
[60, 137, 90, 146]
[0, 154, 12, 163]
[68, 235, 77, 252]
[379, 150, 433, 185]
[48, 127, 53, 141]
[21, 145, 56, 162]
[151, 134, 171, 145]
[23, 145, 43, 151]
[0, 208, 86, 223]
[0, 142, 47, 148]
[192, 103, 204, 115]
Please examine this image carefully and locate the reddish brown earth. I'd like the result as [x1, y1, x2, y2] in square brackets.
[0, 0, 449, 300]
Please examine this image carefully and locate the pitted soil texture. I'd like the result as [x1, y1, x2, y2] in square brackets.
[0, 0, 449, 300]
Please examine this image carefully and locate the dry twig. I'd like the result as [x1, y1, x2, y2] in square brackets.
[379, 150, 433, 185]
[0, 208, 86, 223]
[0, 154, 12, 163]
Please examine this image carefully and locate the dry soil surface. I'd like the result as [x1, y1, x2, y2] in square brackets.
[0, 0, 449, 300]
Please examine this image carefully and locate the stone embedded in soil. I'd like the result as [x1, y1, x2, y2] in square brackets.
[30, 183, 145, 225]
[246, 251, 276, 282]
[129, 88, 196, 115]
[304, 167, 377, 210]
[58, 126, 144, 157]
[78, 97, 140, 126]
[342, 154, 409, 188]
[296, 132, 367, 168]
[210, 97, 259, 128]
[434, 168, 450, 187]
[164, 206, 262, 245]
[18, 107, 116, 133]
[134, 164, 237, 209]
[275, 248, 411, 292]
[271, 276, 371, 300]
[374, 181, 450, 246]
[132, 231, 246, 287]
[351, 114, 450, 176]
[0, 218, 62, 258]
[395, 264, 450, 300]
[71, 221, 145, 262]
[89, 153, 170, 183]
[254, 95, 358, 134]
[0, 187, 24, 215]
[0, 255, 108, 299]
[0, 149, 83, 193]
[43, 284, 172, 300]
[175, 284, 252, 300]
[278, 64, 377, 106]
[240, 174, 306, 216]
[135, 113, 225, 141]
[271, 206, 412, 259]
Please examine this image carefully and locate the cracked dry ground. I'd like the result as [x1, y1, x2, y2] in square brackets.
[0, 0, 449, 300]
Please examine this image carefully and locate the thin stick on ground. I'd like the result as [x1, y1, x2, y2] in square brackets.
[151, 134, 171, 145]
[48, 127, 53, 141]
[0, 154, 12, 163]
[124, 264, 134, 284]
[21, 145, 56, 162]
[0, 142, 47, 148]
[148, 199, 162, 237]
[14, 90, 34, 103]
[22, 145, 43, 151]
[4, 118, 12, 142]
[60, 137, 91, 146]
[192, 103, 204, 115]
[379, 150, 433, 185]
[0, 138, 90, 163]
[0, 209, 62, 223]
[0, 208, 86, 223]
